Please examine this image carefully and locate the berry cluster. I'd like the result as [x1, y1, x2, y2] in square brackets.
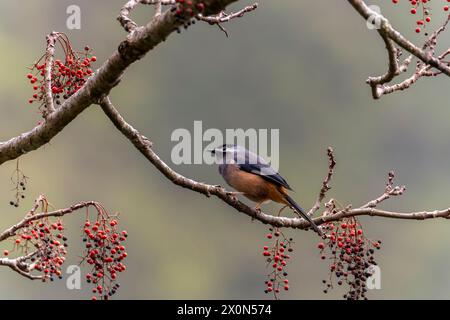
[82, 212, 128, 300]
[3, 217, 68, 282]
[392, 0, 450, 33]
[9, 160, 28, 208]
[170, 0, 206, 32]
[26, 33, 96, 117]
[317, 217, 381, 300]
[261, 227, 294, 299]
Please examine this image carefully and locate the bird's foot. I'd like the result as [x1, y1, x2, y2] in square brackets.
[278, 205, 288, 217]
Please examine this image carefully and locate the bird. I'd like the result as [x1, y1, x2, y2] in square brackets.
[210, 144, 322, 236]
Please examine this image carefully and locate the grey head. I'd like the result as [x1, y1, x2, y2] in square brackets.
[210, 144, 265, 165]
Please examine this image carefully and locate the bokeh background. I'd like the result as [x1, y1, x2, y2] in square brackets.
[0, 0, 449, 299]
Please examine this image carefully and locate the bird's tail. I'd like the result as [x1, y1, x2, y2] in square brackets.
[284, 195, 323, 236]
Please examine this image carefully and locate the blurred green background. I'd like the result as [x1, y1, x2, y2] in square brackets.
[0, 0, 449, 299]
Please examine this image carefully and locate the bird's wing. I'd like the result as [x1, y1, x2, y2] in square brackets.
[237, 163, 293, 190]
[231, 147, 293, 190]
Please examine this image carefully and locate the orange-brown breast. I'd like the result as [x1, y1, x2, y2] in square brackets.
[222, 164, 289, 204]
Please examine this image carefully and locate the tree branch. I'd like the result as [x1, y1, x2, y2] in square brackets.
[0, 253, 43, 280]
[0, 0, 242, 166]
[307, 147, 336, 217]
[0, 196, 98, 243]
[0, 195, 101, 280]
[347, 0, 450, 99]
[98, 96, 450, 233]
[197, 3, 258, 36]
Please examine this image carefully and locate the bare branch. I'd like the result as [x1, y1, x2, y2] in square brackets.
[362, 171, 406, 208]
[0, 254, 43, 280]
[197, 2, 257, 23]
[99, 97, 450, 232]
[307, 147, 336, 216]
[197, 2, 258, 36]
[347, 0, 450, 99]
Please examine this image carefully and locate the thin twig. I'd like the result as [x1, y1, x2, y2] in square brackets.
[307, 147, 336, 216]
[197, 3, 258, 36]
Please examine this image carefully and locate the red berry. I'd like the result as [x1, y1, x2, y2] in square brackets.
[197, 3, 205, 11]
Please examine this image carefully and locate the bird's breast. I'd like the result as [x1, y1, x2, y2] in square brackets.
[220, 164, 286, 204]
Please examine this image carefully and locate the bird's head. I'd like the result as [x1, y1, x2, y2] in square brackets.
[209, 144, 241, 164]
[209, 144, 237, 155]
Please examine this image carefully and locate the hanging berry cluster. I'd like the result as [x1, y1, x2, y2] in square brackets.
[3, 214, 68, 282]
[261, 227, 294, 299]
[391, 0, 450, 33]
[317, 217, 381, 300]
[9, 159, 28, 208]
[82, 207, 128, 300]
[26, 33, 96, 117]
[2, 196, 128, 300]
[170, 0, 206, 32]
